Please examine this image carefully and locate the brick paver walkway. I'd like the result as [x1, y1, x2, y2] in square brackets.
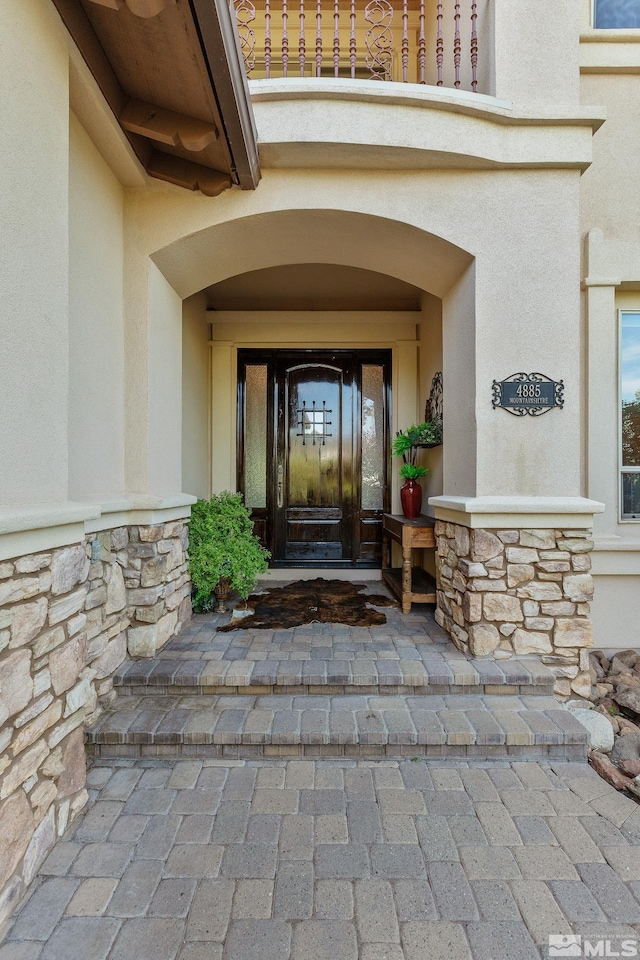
[2, 757, 640, 960]
[88, 598, 589, 763]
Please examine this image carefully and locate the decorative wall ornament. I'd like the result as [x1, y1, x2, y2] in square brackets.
[364, 0, 394, 80]
[492, 372, 564, 417]
[233, 0, 257, 73]
[425, 371, 443, 427]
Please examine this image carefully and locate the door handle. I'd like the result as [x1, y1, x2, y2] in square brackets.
[277, 464, 284, 509]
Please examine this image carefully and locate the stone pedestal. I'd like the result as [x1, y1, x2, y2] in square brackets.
[121, 521, 192, 658]
[429, 497, 605, 698]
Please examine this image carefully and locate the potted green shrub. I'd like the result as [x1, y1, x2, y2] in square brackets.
[392, 421, 442, 458]
[189, 491, 270, 613]
[393, 421, 441, 518]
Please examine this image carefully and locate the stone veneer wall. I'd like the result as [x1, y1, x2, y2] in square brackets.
[117, 521, 191, 660]
[435, 522, 594, 698]
[0, 519, 190, 923]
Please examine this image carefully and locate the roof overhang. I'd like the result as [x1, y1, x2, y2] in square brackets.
[52, 0, 260, 193]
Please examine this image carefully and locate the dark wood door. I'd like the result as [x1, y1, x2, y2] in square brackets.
[237, 350, 391, 567]
[275, 360, 352, 561]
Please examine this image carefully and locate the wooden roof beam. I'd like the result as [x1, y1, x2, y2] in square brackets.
[147, 151, 232, 196]
[85, 0, 176, 18]
[52, 0, 260, 194]
[120, 99, 218, 152]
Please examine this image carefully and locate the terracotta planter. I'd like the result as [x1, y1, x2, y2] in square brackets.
[214, 577, 232, 613]
[400, 479, 422, 519]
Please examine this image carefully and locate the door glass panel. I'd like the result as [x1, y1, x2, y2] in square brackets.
[287, 366, 341, 508]
[245, 364, 268, 508]
[361, 364, 385, 510]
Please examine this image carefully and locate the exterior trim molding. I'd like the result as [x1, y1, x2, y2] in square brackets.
[580, 31, 640, 73]
[0, 495, 197, 562]
[585, 229, 640, 285]
[250, 79, 605, 172]
[249, 78, 605, 129]
[583, 277, 622, 287]
[191, 0, 261, 189]
[428, 495, 605, 530]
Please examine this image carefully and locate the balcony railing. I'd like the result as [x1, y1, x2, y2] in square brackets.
[233, 0, 485, 92]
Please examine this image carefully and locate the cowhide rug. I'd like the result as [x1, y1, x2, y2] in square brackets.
[217, 578, 397, 631]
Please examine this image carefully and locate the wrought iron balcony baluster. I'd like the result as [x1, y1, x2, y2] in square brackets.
[232, 0, 481, 92]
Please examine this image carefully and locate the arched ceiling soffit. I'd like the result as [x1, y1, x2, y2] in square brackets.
[206, 264, 424, 312]
[151, 208, 473, 301]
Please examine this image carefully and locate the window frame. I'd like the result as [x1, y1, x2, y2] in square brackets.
[592, 0, 640, 29]
[619, 309, 640, 522]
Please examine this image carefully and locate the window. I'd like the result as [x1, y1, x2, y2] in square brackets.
[361, 364, 385, 510]
[620, 312, 640, 519]
[594, 0, 640, 28]
[244, 363, 268, 508]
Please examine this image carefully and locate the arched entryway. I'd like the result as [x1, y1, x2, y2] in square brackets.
[148, 208, 476, 529]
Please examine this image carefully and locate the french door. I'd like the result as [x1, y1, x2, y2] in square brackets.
[237, 350, 391, 567]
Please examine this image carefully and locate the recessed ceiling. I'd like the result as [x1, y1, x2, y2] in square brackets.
[206, 264, 423, 311]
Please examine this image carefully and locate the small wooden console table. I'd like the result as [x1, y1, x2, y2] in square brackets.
[381, 514, 437, 614]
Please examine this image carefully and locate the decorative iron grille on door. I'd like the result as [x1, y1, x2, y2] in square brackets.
[296, 400, 333, 445]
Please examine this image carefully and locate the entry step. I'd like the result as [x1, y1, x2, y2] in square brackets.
[86, 692, 588, 760]
[113, 654, 555, 697]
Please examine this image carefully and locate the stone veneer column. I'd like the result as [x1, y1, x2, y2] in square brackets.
[434, 521, 594, 697]
[0, 516, 192, 921]
[121, 521, 191, 658]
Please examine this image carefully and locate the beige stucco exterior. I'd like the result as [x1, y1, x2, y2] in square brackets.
[69, 111, 126, 502]
[4, 0, 640, 913]
[1, 0, 70, 509]
[3, 0, 639, 640]
[578, 20, 640, 647]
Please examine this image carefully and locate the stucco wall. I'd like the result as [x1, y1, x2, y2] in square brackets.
[147, 264, 183, 497]
[182, 292, 211, 500]
[441, 261, 477, 498]
[2, 2, 626, 648]
[580, 55, 640, 648]
[490, 0, 581, 108]
[68, 111, 126, 502]
[418, 293, 444, 505]
[0, 0, 70, 506]
[591, 575, 640, 652]
[581, 74, 640, 244]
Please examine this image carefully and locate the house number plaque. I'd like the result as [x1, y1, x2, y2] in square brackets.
[492, 372, 564, 417]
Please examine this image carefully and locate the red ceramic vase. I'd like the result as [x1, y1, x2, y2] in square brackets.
[400, 479, 422, 519]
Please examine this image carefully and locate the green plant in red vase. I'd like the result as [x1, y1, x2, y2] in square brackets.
[393, 422, 440, 518]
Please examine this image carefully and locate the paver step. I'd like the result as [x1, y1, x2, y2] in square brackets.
[113, 654, 556, 698]
[86, 692, 588, 761]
